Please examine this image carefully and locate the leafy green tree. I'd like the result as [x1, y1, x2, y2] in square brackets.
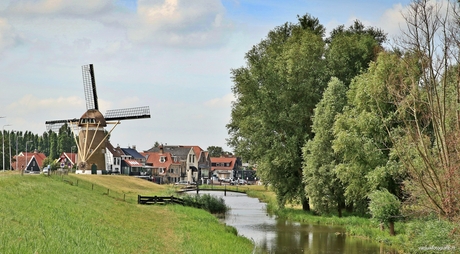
[332, 52, 405, 214]
[48, 131, 58, 160]
[368, 189, 401, 236]
[207, 146, 224, 157]
[326, 20, 386, 86]
[57, 124, 75, 154]
[302, 77, 347, 216]
[228, 14, 329, 210]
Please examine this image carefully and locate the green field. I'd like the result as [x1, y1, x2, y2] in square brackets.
[0, 172, 254, 254]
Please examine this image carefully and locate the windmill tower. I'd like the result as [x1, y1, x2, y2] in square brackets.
[45, 64, 150, 174]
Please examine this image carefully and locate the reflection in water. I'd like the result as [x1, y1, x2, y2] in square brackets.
[195, 191, 396, 254]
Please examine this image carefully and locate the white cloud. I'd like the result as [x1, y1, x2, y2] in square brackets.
[204, 93, 235, 108]
[127, 0, 232, 47]
[378, 3, 407, 39]
[0, 17, 19, 52]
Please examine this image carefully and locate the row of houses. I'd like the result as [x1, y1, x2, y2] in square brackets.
[10, 142, 254, 184]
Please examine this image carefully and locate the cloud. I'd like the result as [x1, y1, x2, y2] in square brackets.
[0, 17, 19, 52]
[378, 3, 407, 39]
[127, 0, 233, 48]
[204, 93, 235, 108]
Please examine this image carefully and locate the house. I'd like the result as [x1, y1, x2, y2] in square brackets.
[210, 155, 242, 180]
[55, 152, 78, 169]
[120, 146, 146, 176]
[11, 150, 47, 173]
[146, 145, 209, 183]
[105, 142, 123, 174]
[142, 146, 182, 184]
[187, 147, 211, 183]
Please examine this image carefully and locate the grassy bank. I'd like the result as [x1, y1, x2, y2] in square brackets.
[0, 172, 254, 254]
[241, 184, 459, 254]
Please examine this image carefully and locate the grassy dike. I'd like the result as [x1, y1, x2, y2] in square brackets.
[243, 185, 459, 254]
[0, 172, 254, 254]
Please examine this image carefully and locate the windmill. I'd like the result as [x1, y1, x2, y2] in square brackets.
[45, 64, 150, 174]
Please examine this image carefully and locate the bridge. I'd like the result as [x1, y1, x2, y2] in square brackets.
[176, 185, 249, 196]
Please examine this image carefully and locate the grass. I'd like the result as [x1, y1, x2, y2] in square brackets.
[0, 172, 254, 254]
[239, 183, 460, 254]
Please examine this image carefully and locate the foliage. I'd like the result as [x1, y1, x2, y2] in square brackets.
[402, 217, 459, 253]
[207, 146, 224, 157]
[386, 0, 460, 220]
[302, 77, 347, 216]
[227, 14, 330, 210]
[368, 189, 401, 225]
[41, 157, 58, 171]
[326, 20, 386, 86]
[182, 193, 229, 214]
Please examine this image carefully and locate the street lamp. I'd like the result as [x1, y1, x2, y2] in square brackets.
[25, 140, 32, 173]
[16, 133, 21, 171]
[2, 124, 11, 172]
[8, 131, 12, 170]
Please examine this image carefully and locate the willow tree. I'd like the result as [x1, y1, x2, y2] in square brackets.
[302, 77, 347, 216]
[227, 14, 328, 210]
[332, 52, 407, 214]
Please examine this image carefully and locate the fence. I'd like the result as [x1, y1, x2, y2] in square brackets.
[137, 195, 184, 205]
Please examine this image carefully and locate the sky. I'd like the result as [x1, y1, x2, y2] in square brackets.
[0, 0, 415, 153]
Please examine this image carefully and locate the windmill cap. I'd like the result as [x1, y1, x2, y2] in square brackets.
[79, 109, 107, 127]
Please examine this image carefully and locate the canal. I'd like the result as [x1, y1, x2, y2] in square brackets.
[195, 190, 396, 254]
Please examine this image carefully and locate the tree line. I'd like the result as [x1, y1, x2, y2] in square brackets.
[0, 124, 77, 169]
[227, 0, 460, 228]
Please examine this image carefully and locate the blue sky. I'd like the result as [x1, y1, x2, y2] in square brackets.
[0, 0, 414, 152]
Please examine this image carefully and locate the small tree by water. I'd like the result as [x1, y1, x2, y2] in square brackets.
[368, 189, 401, 236]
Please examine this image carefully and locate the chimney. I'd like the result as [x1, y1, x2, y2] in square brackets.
[159, 145, 164, 154]
[132, 145, 136, 150]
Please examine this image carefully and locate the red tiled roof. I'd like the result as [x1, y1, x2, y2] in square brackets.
[141, 151, 177, 168]
[12, 151, 47, 170]
[210, 156, 237, 171]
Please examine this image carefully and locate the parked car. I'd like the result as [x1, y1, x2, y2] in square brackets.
[175, 180, 190, 185]
[232, 179, 248, 185]
[222, 178, 233, 183]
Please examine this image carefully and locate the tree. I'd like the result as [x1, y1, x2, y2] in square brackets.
[302, 77, 347, 216]
[227, 14, 329, 210]
[368, 189, 401, 236]
[207, 146, 224, 157]
[332, 52, 406, 214]
[386, 0, 460, 220]
[326, 20, 387, 86]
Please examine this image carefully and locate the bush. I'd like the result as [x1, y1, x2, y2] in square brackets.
[403, 218, 458, 253]
[182, 194, 229, 214]
[368, 189, 401, 235]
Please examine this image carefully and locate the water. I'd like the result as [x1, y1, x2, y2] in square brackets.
[194, 191, 396, 254]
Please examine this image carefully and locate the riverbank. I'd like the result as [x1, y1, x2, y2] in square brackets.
[0, 173, 254, 254]
[243, 185, 459, 254]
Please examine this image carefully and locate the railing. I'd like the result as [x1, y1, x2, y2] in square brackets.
[137, 195, 184, 205]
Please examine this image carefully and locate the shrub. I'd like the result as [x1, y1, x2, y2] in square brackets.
[182, 194, 229, 214]
[368, 189, 401, 236]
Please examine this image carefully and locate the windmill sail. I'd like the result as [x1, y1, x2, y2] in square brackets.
[45, 118, 79, 132]
[82, 64, 99, 110]
[104, 106, 151, 121]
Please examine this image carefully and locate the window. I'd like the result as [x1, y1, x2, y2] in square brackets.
[169, 168, 174, 173]
[160, 156, 166, 163]
[159, 168, 165, 174]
